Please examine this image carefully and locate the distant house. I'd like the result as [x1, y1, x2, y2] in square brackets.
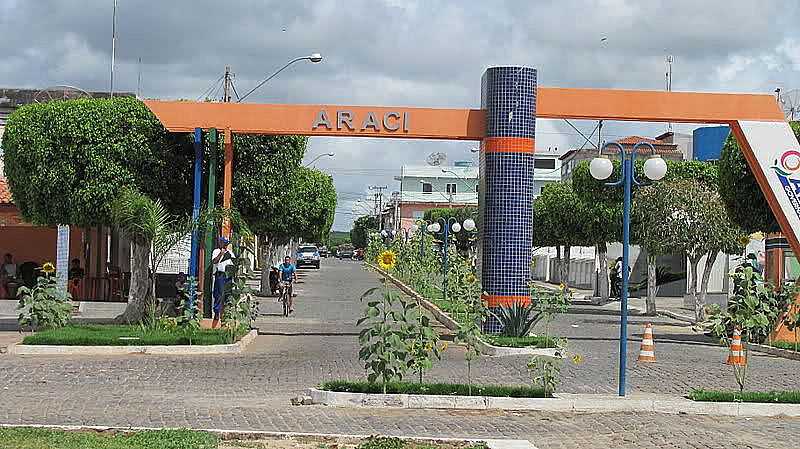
[385, 152, 564, 232]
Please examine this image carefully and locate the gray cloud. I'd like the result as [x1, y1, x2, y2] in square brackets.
[1, 0, 798, 230]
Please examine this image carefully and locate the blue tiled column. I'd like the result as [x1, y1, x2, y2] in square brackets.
[478, 66, 537, 334]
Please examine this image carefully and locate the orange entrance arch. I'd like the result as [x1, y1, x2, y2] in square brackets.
[145, 75, 797, 321]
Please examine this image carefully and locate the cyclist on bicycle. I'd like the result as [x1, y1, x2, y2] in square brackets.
[278, 255, 297, 314]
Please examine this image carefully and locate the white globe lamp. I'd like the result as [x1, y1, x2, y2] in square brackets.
[463, 218, 476, 232]
[589, 156, 614, 180]
[451, 222, 462, 233]
[643, 155, 668, 181]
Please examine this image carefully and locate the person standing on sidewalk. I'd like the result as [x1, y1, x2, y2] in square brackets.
[211, 237, 235, 328]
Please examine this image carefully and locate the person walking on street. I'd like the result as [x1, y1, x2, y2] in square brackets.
[211, 237, 235, 328]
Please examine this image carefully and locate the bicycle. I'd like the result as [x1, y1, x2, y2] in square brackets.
[279, 280, 292, 317]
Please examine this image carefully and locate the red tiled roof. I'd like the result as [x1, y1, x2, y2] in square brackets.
[615, 135, 663, 145]
[0, 178, 13, 205]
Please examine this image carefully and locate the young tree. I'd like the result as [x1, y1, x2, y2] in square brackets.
[571, 161, 622, 302]
[635, 180, 744, 321]
[533, 182, 593, 288]
[223, 134, 307, 290]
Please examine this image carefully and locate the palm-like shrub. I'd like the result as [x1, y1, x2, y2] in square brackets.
[491, 302, 542, 337]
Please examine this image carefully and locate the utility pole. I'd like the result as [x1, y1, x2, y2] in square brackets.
[666, 55, 674, 132]
[369, 185, 388, 230]
[110, 0, 117, 97]
[222, 66, 233, 103]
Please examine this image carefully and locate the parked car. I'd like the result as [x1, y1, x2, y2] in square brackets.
[319, 246, 329, 258]
[296, 245, 321, 269]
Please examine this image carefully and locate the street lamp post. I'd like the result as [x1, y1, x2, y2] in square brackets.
[305, 152, 335, 167]
[412, 222, 426, 258]
[590, 141, 667, 397]
[426, 217, 477, 305]
[237, 53, 323, 102]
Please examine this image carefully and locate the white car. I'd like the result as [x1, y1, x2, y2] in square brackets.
[296, 245, 321, 269]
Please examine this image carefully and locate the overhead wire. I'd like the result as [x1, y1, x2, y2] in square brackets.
[197, 74, 224, 101]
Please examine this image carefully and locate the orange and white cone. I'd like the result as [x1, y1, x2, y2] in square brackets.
[637, 323, 656, 363]
[726, 328, 747, 366]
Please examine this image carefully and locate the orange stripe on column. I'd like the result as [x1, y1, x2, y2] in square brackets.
[222, 127, 233, 238]
[482, 294, 531, 307]
[483, 137, 535, 154]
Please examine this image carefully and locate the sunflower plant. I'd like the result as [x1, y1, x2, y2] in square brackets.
[17, 262, 73, 331]
[357, 250, 420, 392]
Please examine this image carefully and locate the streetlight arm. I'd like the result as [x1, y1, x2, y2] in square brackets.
[238, 56, 308, 103]
[602, 142, 626, 187]
[631, 142, 657, 186]
[305, 152, 335, 167]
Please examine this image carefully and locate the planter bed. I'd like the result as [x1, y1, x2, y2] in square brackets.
[22, 324, 248, 346]
[10, 326, 257, 355]
[689, 389, 800, 404]
[484, 335, 560, 349]
[321, 380, 550, 398]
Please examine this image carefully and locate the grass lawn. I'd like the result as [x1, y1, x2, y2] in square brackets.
[483, 335, 560, 348]
[321, 380, 551, 398]
[22, 324, 248, 346]
[688, 389, 800, 403]
[0, 428, 216, 449]
[770, 340, 800, 352]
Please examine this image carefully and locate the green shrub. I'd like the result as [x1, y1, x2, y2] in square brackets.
[490, 302, 541, 337]
[17, 268, 72, 330]
[689, 389, 800, 403]
[0, 427, 217, 449]
[359, 437, 407, 449]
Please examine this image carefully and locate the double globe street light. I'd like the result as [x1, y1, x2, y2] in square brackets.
[590, 141, 667, 397]
[412, 217, 476, 306]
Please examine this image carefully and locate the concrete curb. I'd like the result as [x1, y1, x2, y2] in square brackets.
[307, 388, 800, 417]
[0, 423, 536, 448]
[749, 342, 800, 361]
[7, 329, 257, 356]
[657, 309, 696, 324]
[368, 264, 559, 358]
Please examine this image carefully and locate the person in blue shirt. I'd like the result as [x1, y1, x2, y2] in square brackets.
[278, 256, 297, 314]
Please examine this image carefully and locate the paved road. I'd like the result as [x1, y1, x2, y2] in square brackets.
[0, 259, 799, 448]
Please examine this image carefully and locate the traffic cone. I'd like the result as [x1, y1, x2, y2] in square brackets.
[726, 328, 747, 366]
[637, 323, 656, 363]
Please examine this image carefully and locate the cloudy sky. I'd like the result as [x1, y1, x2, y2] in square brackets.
[2, 0, 800, 230]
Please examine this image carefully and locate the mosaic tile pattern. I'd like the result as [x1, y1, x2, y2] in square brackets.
[478, 66, 537, 334]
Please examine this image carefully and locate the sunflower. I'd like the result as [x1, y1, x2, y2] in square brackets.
[737, 235, 751, 246]
[41, 262, 56, 275]
[465, 273, 477, 285]
[377, 250, 397, 270]
[571, 353, 584, 365]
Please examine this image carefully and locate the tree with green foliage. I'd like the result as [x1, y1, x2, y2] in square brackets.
[573, 157, 720, 312]
[571, 161, 621, 301]
[284, 166, 337, 242]
[635, 180, 744, 321]
[718, 123, 800, 234]
[351, 215, 379, 248]
[533, 182, 593, 287]
[1, 97, 193, 225]
[224, 134, 306, 290]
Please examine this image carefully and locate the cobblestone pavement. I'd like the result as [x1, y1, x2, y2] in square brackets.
[0, 259, 799, 447]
